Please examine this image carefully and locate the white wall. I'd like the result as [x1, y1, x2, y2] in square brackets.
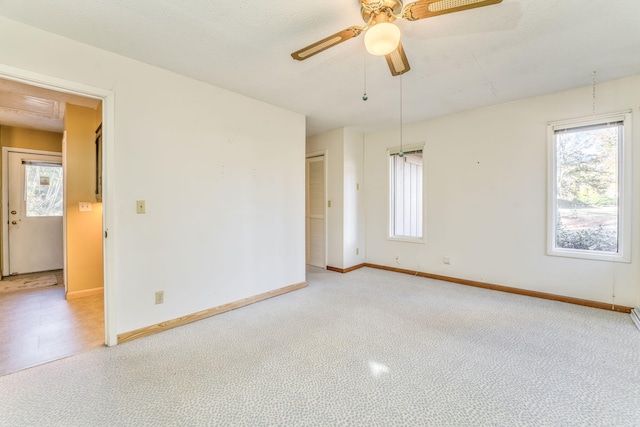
[0, 17, 306, 333]
[365, 74, 640, 307]
[306, 128, 366, 270]
[307, 129, 344, 268]
[343, 128, 365, 267]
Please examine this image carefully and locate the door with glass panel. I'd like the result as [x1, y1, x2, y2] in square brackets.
[7, 152, 63, 275]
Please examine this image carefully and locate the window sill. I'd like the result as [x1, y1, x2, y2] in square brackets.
[547, 248, 630, 263]
[387, 236, 425, 244]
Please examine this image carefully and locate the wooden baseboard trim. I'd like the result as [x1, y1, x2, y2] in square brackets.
[66, 287, 103, 300]
[117, 281, 307, 344]
[364, 263, 632, 314]
[326, 264, 366, 274]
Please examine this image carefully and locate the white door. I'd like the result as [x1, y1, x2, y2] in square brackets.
[306, 155, 326, 268]
[7, 152, 64, 275]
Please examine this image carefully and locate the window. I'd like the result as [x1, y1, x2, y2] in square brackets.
[547, 112, 631, 262]
[24, 162, 63, 217]
[389, 146, 424, 241]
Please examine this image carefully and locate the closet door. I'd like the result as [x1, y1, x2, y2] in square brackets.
[306, 156, 325, 268]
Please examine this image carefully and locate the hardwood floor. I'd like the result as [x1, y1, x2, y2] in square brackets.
[0, 270, 104, 376]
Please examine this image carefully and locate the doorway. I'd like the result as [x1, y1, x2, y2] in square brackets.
[6, 150, 63, 275]
[0, 66, 115, 347]
[0, 70, 111, 374]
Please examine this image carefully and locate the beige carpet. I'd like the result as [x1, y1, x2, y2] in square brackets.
[0, 273, 58, 293]
[1, 266, 638, 426]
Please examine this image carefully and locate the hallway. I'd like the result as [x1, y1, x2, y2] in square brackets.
[0, 270, 103, 376]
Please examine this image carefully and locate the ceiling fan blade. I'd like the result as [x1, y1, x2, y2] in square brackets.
[402, 0, 503, 21]
[385, 42, 411, 76]
[291, 26, 365, 61]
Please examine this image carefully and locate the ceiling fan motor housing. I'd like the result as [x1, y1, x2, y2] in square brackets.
[361, 0, 403, 23]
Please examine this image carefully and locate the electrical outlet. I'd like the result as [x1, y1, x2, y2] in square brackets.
[78, 202, 92, 212]
[356, 248, 359, 255]
[136, 200, 146, 214]
[155, 291, 164, 304]
[443, 256, 452, 265]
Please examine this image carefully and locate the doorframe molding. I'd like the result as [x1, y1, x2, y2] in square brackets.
[1, 147, 62, 277]
[0, 64, 117, 346]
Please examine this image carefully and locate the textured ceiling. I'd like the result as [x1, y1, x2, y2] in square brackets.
[0, 0, 639, 136]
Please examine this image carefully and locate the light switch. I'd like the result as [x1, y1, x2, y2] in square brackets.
[79, 202, 92, 212]
[136, 200, 146, 214]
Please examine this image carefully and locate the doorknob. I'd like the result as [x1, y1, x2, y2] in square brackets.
[11, 221, 17, 225]
[10, 210, 16, 215]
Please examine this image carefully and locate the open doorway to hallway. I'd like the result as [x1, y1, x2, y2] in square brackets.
[0, 77, 105, 375]
[0, 270, 103, 375]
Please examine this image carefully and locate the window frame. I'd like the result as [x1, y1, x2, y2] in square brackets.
[388, 143, 426, 244]
[547, 111, 632, 262]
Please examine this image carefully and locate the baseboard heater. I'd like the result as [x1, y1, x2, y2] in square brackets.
[631, 308, 640, 332]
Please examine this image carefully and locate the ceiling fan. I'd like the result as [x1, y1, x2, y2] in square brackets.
[291, 0, 503, 76]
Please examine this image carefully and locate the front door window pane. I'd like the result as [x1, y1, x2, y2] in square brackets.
[25, 164, 63, 217]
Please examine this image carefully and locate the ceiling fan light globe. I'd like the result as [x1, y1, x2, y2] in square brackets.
[364, 23, 401, 56]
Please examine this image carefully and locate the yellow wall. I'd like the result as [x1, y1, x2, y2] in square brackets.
[64, 104, 103, 293]
[0, 126, 62, 152]
[95, 102, 102, 125]
[0, 126, 63, 272]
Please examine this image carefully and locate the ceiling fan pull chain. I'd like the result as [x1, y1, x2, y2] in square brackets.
[363, 55, 368, 101]
[592, 70, 597, 115]
[399, 74, 404, 157]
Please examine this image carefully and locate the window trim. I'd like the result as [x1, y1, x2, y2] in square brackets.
[387, 143, 426, 244]
[546, 111, 632, 262]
